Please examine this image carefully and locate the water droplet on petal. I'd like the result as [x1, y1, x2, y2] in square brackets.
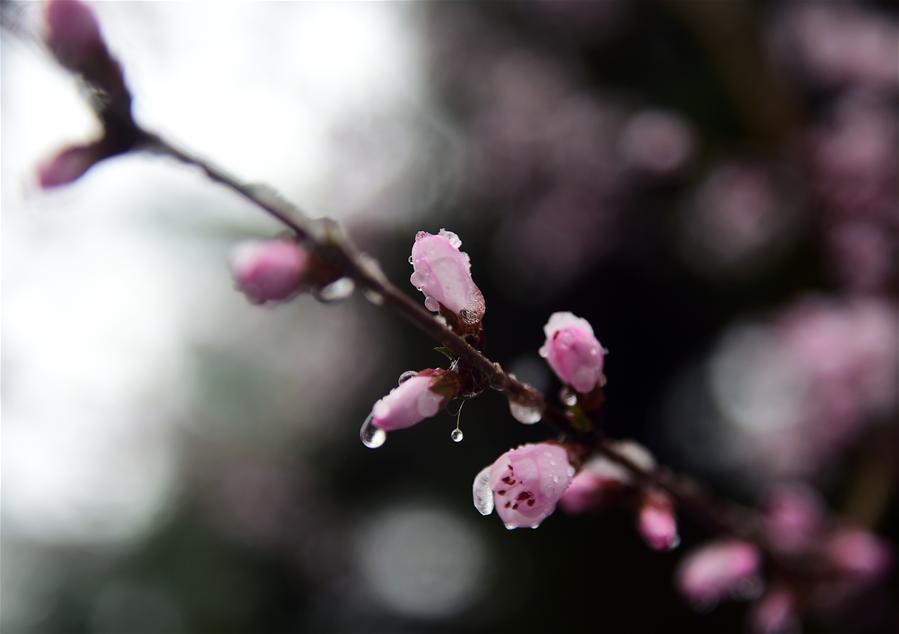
[509, 399, 542, 424]
[559, 387, 577, 406]
[504, 523, 516, 530]
[438, 228, 462, 249]
[363, 289, 384, 305]
[318, 277, 355, 302]
[360, 413, 386, 449]
[667, 535, 681, 551]
[472, 466, 494, 515]
[408, 255, 414, 264]
[398, 370, 418, 385]
[451, 429, 464, 443]
[530, 524, 539, 529]
[424, 296, 440, 312]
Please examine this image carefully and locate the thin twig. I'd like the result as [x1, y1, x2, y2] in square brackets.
[136, 125, 767, 550]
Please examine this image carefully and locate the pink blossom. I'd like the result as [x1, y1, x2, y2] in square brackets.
[559, 440, 656, 514]
[229, 239, 310, 304]
[371, 370, 457, 432]
[474, 443, 575, 529]
[44, 0, 105, 69]
[36, 144, 99, 189]
[676, 540, 762, 608]
[637, 491, 679, 551]
[826, 528, 893, 581]
[558, 470, 606, 514]
[750, 587, 798, 634]
[763, 484, 824, 555]
[409, 229, 485, 325]
[539, 311, 604, 393]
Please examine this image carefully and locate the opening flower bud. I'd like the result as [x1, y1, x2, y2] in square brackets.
[676, 540, 762, 608]
[474, 443, 575, 529]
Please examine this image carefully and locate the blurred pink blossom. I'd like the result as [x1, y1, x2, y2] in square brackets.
[826, 528, 893, 582]
[229, 239, 310, 305]
[36, 144, 100, 189]
[539, 312, 605, 393]
[750, 587, 798, 634]
[676, 540, 762, 608]
[44, 0, 105, 69]
[637, 491, 679, 551]
[763, 483, 825, 555]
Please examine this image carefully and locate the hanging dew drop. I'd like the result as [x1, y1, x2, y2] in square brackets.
[509, 399, 542, 424]
[397, 370, 418, 385]
[424, 296, 439, 312]
[408, 256, 414, 264]
[318, 277, 355, 301]
[359, 413, 386, 449]
[559, 387, 577, 406]
[451, 428, 464, 442]
[472, 465, 494, 515]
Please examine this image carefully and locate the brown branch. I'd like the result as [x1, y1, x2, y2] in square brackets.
[135, 126, 770, 551]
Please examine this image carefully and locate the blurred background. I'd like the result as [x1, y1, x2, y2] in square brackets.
[2, 1, 897, 632]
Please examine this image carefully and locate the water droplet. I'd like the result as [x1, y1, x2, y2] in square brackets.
[360, 413, 386, 449]
[397, 370, 418, 385]
[438, 228, 462, 249]
[559, 387, 577, 406]
[434, 314, 447, 326]
[363, 289, 384, 305]
[451, 429, 464, 442]
[667, 535, 681, 551]
[599, 374, 608, 387]
[509, 399, 542, 424]
[472, 466, 494, 515]
[408, 256, 414, 264]
[318, 277, 355, 302]
[552, 475, 559, 483]
[424, 296, 439, 312]
[603, 347, 610, 355]
[530, 524, 539, 530]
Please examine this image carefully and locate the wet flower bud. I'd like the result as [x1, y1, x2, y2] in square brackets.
[229, 239, 310, 304]
[539, 311, 605, 393]
[676, 540, 762, 608]
[371, 369, 458, 432]
[473, 443, 575, 529]
[410, 229, 485, 327]
[638, 491, 679, 551]
[36, 144, 100, 189]
[44, 0, 105, 69]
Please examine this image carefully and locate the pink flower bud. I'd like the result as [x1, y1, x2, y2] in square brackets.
[539, 312, 605, 393]
[44, 0, 105, 68]
[36, 144, 100, 189]
[229, 239, 310, 304]
[676, 540, 762, 608]
[474, 443, 575, 529]
[559, 440, 656, 514]
[826, 528, 892, 581]
[371, 370, 457, 432]
[410, 229, 485, 325]
[763, 484, 824, 555]
[750, 587, 798, 634]
[558, 470, 606, 514]
[638, 491, 679, 551]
